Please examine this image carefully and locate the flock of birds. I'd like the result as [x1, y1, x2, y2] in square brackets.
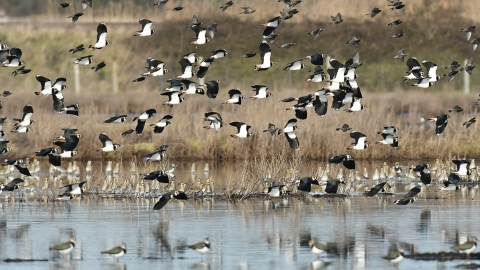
[0, 0, 479, 265]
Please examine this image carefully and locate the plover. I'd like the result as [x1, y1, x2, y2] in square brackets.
[101, 243, 127, 263]
[134, 18, 155, 36]
[229, 122, 252, 138]
[223, 89, 244, 105]
[89, 23, 110, 50]
[97, 133, 121, 152]
[150, 114, 173, 133]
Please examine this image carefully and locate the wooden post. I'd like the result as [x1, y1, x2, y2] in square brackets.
[464, 58, 470, 94]
[74, 62, 80, 93]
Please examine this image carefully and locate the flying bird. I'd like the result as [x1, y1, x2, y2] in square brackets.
[220, 1, 233, 12]
[150, 114, 173, 134]
[89, 22, 110, 50]
[97, 133, 121, 152]
[68, 13, 83, 24]
[133, 109, 156, 135]
[134, 18, 155, 36]
[394, 186, 420, 205]
[229, 122, 252, 138]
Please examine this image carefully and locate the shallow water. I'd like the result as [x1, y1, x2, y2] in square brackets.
[0, 161, 479, 270]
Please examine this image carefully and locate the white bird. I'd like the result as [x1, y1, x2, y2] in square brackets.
[254, 40, 274, 71]
[89, 23, 110, 50]
[143, 57, 168, 77]
[203, 112, 223, 133]
[283, 59, 305, 71]
[250, 85, 272, 100]
[177, 58, 195, 79]
[223, 89, 244, 105]
[161, 91, 185, 107]
[73, 55, 93, 65]
[347, 131, 368, 150]
[97, 133, 121, 152]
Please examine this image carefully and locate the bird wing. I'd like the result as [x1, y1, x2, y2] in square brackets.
[99, 133, 112, 147]
[403, 187, 421, 200]
[285, 132, 300, 150]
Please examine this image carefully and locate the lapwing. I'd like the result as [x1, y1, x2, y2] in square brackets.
[313, 89, 329, 117]
[394, 186, 420, 205]
[143, 170, 169, 183]
[167, 6, 183, 11]
[64, 103, 80, 116]
[376, 133, 399, 149]
[191, 27, 210, 48]
[122, 129, 134, 137]
[283, 59, 305, 71]
[73, 55, 93, 65]
[254, 40, 274, 71]
[101, 243, 127, 262]
[144, 145, 168, 161]
[68, 13, 83, 24]
[81, 0, 92, 9]
[133, 109, 156, 134]
[223, 89, 244, 105]
[328, 154, 355, 170]
[347, 131, 368, 150]
[241, 52, 256, 58]
[305, 67, 326, 83]
[59, 3, 71, 8]
[411, 164, 431, 185]
[428, 114, 449, 136]
[229, 122, 252, 138]
[388, 0, 405, 10]
[389, 30, 404, 38]
[188, 238, 210, 260]
[61, 181, 87, 196]
[452, 159, 471, 178]
[35, 147, 61, 167]
[1, 178, 24, 192]
[134, 18, 155, 36]
[286, 103, 308, 120]
[206, 23, 218, 40]
[143, 57, 168, 77]
[250, 85, 272, 99]
[2, 47, 24, 67]
[322, 179, 344, 194]
[211, 49, 228, 59]
[13, 104, 34, 128]
[49, 237, 76, 259]
[196, 58, 214, 79]
[441, 173, 461, 191]
[308, 240, 329, 256]
[461, 26, 476, 41]
[0, 141, 10, 155]
[34, 75, 66, 96]
[69, 44, 84, 54]
[264, 184, 288, 197]
[89, 23, 110, 50]
[296, 177, 320, 192]
[200, 80, 220, 100]
[365, 182, 387, 196]
[422, 60, 441, 83]
[91, 61, 106, 72]
[153, 0, 168, 6]
[305, 54, 325, 66]
[220, 1, 233, 12]
[448, 105, 463, 113]
[452, 237, 477, 259]
[262, 16, 281, 28]
[97, 133, 121, 152]
[330, 12, 343, 24]
[161, 91, 185, 107]
[104, 115, 127, 124]
[53, 130, 80, 158]
[382, 247, 404, 263]
[203, 111, 223, 133]
[153, 191, 188, 210]
[150, 114, 173, 134]
[177, 58, 195, 79]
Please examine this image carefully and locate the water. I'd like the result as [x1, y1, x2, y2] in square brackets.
[0, 161, 479, 269]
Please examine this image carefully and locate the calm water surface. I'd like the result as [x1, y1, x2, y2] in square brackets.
[0, 161, 479, 270]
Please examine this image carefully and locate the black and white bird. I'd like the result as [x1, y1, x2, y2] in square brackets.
[143, 170, 169, 183]
[283, 59, 305, 71]
[2, 47, 24, 67]
[68, 13, 83, 24]
[278, 122, 300, 151]
[73, 55, 94, 65]
[452, 159, 471, 178]
[13, 104, 34, 128]
[35, 147, 61, 167]
[34, 75, 66, 96]
[179, 80, 203, 95]
[91, 61, 106, 72]
[152, 0, 168, 6]
[286, 103, 308, 120]
[196, 58, 214, 79]
[2, 159, 31, 176]
[328, 154, 355, 170]
[394, 186, 420, 205]
[133, 109, 156, 135]
[428, 114, 449, 136]
[211, 49, 228, 59]
[134, 18, 155, 36]
[190, 27, 209, 48]
[89, 23, 110, 50]
[422, 60, 440, 83]
[69, 44, 84, 54]
[144, 145, 168, 161]
[0, 141, 10, 155]
[97, 133, 121, 152]
[312, 89, 329, 117]
[376, 128, 399, 148]
[254, 40, 274, 71]
[54, 128, 81, 157]
[462, 25, 476, 41]
[296, 177, 320, 192]
[59, 3, 71, 8]
[203, 111, 223, 133]
[305, 54, 325, 66]
[61, 181, 87, 196]
[161, 91, 185, 107]
[347, 131, 368, 150]
[1, 178, 24, 192]
[150, 114, 173, 134]
[223, 89, 244, 105]
[65, 103, 81, 116]
[250, 85, 272, 100]
[322, 179, 344, 194]
[177, 58, 195, 79]
[305, 66, 326, 83]
[12, 66, 31, 76]
[153, 191, 188, 210]
[411, 164, 431, 185]
[229, 122, 252, 138]
[463, 117, 476, 129]
[143, 57, 168, 77]
[104, 115, 127, 124]
[365, 182, 387, 197]
[200, 80, 220, 100]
